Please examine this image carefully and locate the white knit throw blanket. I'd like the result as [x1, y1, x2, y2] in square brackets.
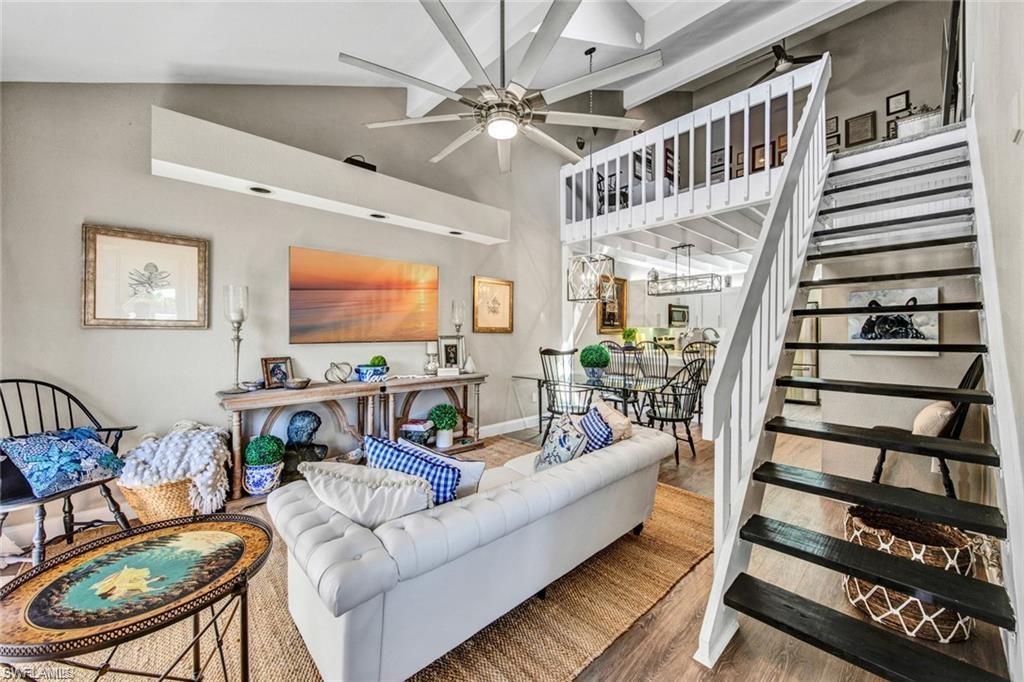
[120, 421, 231, 514]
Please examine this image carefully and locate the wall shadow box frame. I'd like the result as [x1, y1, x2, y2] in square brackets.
[472, 276, 514, 333]
[82, 224, 209, 329]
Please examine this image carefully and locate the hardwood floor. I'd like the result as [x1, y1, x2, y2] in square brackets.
[508, 403, 1009, 680]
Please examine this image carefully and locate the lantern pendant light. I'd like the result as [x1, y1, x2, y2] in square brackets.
[646, 244, 723, 296]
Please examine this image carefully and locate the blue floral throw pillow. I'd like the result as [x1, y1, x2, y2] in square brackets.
[0, 427, 123, 498]
[535, 415, 586, 472]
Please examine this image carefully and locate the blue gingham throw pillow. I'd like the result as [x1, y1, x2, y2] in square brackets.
[579, 408, 614, 453]
[364, 436, 461, 505]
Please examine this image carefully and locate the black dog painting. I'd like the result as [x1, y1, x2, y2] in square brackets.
[849, 287, 938, 348]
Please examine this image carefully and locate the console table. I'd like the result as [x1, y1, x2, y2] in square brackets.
[218, 382, 380, 500]
[382, 373, 487, 455]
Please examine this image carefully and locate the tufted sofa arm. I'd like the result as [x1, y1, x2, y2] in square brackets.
[268, 481, 400, 617]
[373, 426, 675, 581]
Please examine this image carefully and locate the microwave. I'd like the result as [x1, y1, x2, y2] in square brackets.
[668, 304, 689, 328]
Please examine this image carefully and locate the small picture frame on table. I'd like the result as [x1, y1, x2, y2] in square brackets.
[825, 116, 839, 136]
[261, 357, 293, 389]
[886, 90, 911, 116]
[845, 112, 877, 147]
[437, 334, 464, 372]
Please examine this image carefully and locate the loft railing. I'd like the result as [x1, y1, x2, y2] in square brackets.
[559, 60, 822, 245]
[694, 53, 832, 666]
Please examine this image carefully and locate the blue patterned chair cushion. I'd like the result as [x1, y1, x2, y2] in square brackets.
[0, 427, 123, 498]
[535, 415, 587, 472]
[364, 436, 461, 505]
[578, 408, 614, 453]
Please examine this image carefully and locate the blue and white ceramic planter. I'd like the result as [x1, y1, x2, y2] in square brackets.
[584, 367, 606, 379]
[355, 364, 389, 382]
[243, 462, 283, 496]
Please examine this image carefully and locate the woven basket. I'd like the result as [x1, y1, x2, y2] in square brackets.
[843, 506, 975, 642]
[118, 478, 194, 525]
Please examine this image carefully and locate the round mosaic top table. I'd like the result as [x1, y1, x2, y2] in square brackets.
[0, 514, 271, 678]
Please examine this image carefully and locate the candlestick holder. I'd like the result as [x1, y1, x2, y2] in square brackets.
[221, 285, 249, 394]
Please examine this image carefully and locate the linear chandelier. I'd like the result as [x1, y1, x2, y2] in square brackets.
[647, 244, 723, 296]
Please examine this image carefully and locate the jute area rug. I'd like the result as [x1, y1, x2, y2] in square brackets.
[15, 437, 713, 681]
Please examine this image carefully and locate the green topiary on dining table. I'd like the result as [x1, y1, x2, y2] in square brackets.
[579, 344, 611, 369]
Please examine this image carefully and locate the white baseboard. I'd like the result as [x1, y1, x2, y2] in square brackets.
[479, 415, 541, 439]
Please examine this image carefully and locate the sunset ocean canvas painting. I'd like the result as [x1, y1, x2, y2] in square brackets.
[289, 247, 438, 343]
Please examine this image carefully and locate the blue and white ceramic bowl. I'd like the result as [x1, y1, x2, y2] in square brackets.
[355, 364, 389, 382]
[243, 462, 283, 496]
[584, 367, 605, 379]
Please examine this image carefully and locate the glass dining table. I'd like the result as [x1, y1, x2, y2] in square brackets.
[511, 372, 671, 433]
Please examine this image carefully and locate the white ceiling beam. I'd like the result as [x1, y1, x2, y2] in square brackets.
[642, 1, 729, 48]
[707, 212, 763, 241]
[406, 1, 551, 118]
[601, 233, 744, 273]
[623, 0, 864, 108]
[621, 228, 738, 270]
[647, 223, 751, 266]
[557, 0, 646, 50]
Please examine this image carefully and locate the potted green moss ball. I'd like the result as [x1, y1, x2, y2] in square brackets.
[580, 344, 611, 379]
[243, 435, 285, 495]
[429, 403, 459, 449]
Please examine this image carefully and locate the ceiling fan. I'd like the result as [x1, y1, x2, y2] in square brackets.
[338, 0, 664, 173]
[749, 40, 823, 87]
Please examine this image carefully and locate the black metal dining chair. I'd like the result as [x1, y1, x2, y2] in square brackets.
[636, 340, 670, 418]
[644, 359, 705, 465]
[600, 340, 641, 420]
[681, 341, 717, 423]
[0, 379, 135, 565]
[539, 348, 593, 442]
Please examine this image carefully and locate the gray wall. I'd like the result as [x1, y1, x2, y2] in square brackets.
[693, 1, 948, 151]
[0, 83, 578, 447]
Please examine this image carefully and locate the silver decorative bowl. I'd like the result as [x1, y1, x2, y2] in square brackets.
[284, 377, 311, 390]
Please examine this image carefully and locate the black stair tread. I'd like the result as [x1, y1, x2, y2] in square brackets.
[776, 376, 993, 404]
[824, 160, 971, 196]
[740, 515, 1014, 630]
[807, 235, 977, 261]
[724, 573, 1008, 682]
[813, 208, 975, 239]
[828, 141, 968, 179]
[819, 183, 973, 216]
[799, 266, 980, 288]
[764, 417, 998, 466]
[787, 342, 987, 353]
[753, 462, 1007, 538]
[792, 301, 983, 317]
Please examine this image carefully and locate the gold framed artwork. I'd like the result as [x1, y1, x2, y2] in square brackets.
[597, 277, 628, 334]
[261, 357, 293, 389]
[82, 224, 209, 329]
[472, 276, 514, 333]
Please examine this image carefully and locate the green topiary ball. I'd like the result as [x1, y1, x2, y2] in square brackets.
[580, 344, 611, 368]
[369, 355, 388, 367]
[429, 403, 459, 431]
[245, 435, 285, 466]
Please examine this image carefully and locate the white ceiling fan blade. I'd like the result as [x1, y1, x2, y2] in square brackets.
[429, 126, 484, 163]
[338, 52, 477, 107]
[540, 111, 645, 131]
[366, 113, 475, 129]
[521, 124, 582, 163]
[497, 138, 511, 174]
[507, 0, 582, 97]
[538, 51, 663, 106]
[419, 0, 493, 89]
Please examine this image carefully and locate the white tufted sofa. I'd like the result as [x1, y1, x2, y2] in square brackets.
[267, 426, 676, 681]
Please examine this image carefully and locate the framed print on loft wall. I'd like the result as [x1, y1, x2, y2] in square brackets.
[597, 277, 628, 334]
[886, 90, 911, 116]
[472, 276, 513, 333]
[825, 116, 839, 136]
[82, 224, 209, 329]
[845, 111, 877, 147]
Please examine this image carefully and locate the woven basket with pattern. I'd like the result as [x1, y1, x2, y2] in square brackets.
[843, 506, 975, 642]
[118, 478, 194, 525]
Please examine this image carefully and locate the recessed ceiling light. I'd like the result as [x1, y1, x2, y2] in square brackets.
[369, 213, 388, 219]
[449, 231, 463, 235]
[248, 186, 272, 194]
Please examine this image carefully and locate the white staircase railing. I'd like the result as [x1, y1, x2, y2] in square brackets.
[694, 53, 832, 667]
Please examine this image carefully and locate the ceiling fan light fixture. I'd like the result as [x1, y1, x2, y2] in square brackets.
[486, 111, 519, 140]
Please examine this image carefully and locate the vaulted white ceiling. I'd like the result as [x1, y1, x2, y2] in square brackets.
[1, 0, 880, 117]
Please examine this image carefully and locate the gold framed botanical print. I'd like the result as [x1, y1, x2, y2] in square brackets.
[472, 276, 514, 333]
[82, 224, 209, 328]
[597, 277, 628, 334]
